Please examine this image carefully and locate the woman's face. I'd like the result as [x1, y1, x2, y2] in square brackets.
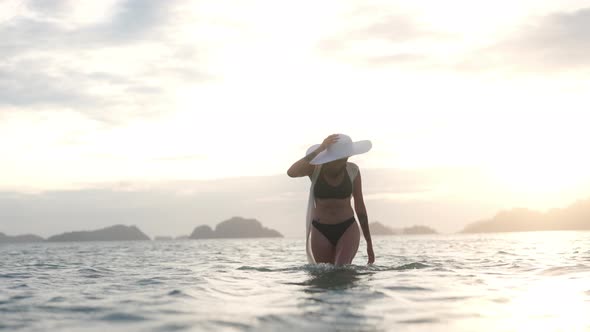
[324, 157, 348, 173]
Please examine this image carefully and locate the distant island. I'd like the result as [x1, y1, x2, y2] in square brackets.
[401, 225, 438, 235]
[369, 222, 438, 235]
[462, 198, 590, 233]
[370, 222, 397, 235]
[0, 232, 45, 243]
[47, 225, 151, 242]
[190, 217, 283, 239]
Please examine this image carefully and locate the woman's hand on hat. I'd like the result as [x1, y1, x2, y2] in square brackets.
[319, 134, 339, 151]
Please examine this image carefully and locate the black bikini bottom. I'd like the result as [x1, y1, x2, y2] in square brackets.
[312, 216, 356, 246]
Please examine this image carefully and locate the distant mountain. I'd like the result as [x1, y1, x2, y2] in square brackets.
[191, 225, 215, 239]
[369, 222, 396, 235]
[462, 198, 590, 233]
[0, 232, 45, 243]
[402, 225, 437, 235]
[190, 217, 283, 239]
[369, 222, 438, 235]
[47, 225, 151, 242]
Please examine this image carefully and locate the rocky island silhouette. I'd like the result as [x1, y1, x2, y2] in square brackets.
[189, 217, 283, 239]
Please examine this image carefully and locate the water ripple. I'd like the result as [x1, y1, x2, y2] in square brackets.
[1, 233, 589, 331]
[100, 312, 148, 322]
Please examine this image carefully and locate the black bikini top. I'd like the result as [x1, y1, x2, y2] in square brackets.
[314, 170, 353, 199]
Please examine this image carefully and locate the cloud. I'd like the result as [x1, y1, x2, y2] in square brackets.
[350, 16, 433, 42]
[0, 63, 98, 107]
[317, 14, 441, 67]
[0, 0, 210, 124]
[0, 58, 170, 124]
[1, 0, 175, 53]
[318, 6, 590, 72]
[25, 0, 71, 13]
[77, 0, 179, 45]
[460, 8, 590, 72]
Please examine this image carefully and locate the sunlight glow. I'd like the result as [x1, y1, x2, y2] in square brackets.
[500, 277, 589, 331]
[2, 0, 590, 211]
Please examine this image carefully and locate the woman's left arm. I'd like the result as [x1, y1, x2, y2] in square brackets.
[352, 171, 375, 264]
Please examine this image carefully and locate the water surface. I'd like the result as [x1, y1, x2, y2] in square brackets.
[1, 231, 589, 331]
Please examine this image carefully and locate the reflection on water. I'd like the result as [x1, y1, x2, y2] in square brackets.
[292, 264, 384, 331]
[302, 265, 364, 292]
[491, 277, 590, 332]
[2, 232, 590, 331]
[298, 262, 429, 293]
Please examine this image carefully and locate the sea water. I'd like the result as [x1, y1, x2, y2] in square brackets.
[1, 231, 589, 331]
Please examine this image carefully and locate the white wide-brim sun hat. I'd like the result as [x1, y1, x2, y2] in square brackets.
[306, 134, 372, 165]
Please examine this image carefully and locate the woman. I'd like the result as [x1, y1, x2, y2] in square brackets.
[287, 134, 375, 265]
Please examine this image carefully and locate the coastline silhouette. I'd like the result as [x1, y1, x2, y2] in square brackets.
[0, 232, 44, 243]
[47, 225, 150, 242]
[3, 197, 590, 243]
[189, 217, 283, 239]
[370, 222, 438, 235]
[462, 198, 590, 233]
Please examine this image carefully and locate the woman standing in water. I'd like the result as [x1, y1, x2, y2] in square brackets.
[287, 134, 375, 265]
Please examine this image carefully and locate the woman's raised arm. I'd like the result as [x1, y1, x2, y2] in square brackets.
[287, 134, 339, 178]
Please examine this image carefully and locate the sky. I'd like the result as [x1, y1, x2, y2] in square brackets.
[1, 0, 590, 237]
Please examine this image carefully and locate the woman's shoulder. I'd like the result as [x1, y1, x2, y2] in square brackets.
[346, 162, 359, 170]
[346, 162, 360, 178]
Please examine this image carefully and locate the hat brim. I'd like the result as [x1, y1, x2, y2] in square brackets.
[305, 140, 372, 165]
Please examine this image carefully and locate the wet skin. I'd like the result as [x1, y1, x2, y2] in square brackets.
[310, 158, 361, 265]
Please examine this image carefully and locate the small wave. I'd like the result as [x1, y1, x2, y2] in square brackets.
[66, 305, 105, 313]
[206, 319, 252, 330]
[398, 317, 440, 324]
[412, 295, 473, 303]
[167, 289, 194, 299]
[391, 262, 431, 271]
[430, 267, 456, 272]
[298, 263, 379, 274]
[539, 264, 589, 276]
[238, 264, 361, 273]
[240, 263, 363, 273]
[237, 266, 273, 272]
[0, 322, 27, 330]
[385, 285, 432, 292]
[311, 262, 431, 272]
[0, 273, 30, 279]
[10, 294, 32, 301]
[9, 283, 29, 289]
[28, 263, 63, 269]
[48, 296, 66, 303]
[153, 323, 193, 331]
[77, 267, 113, 278]
[35, 304, 105, 314]
[78, 268, 102, 274]
[168, 289, 183, 296]
[100, 312, 148, 322]
[239, 262, 432, 274]
[137, 277, 165, 285]
[496, 250, 517, 255]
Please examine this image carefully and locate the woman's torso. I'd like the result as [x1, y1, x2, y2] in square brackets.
[312, 167, 355, 224]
